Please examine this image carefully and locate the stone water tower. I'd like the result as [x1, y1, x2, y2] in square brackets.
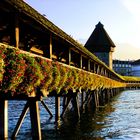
[84, 22, 116, 69]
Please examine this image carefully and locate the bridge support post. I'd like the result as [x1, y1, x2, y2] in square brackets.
[113, 88, 116, 96]
[107, 89, 111, 102]
[55, 96, 60, 121]
[80, 91, 84, 111]
[84, 91, 91, 109]
[0, 100, 8, 139]
[61, 95, 71, 117]
[29, 100, 41, 140]
[104, 89, 109, 103]
[101, 89, 106, 106]
[62, 95, 67, 108]
[71, 92, 80, 118]
[41, 100, 53, 118]
[94, 90, 99, 108]
[98, 89, 103, 106]
[109, 89, 113, 98]
[90, 90, 97, 110]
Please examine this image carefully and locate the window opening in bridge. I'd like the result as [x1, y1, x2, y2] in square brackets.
[71, 50, 80, 68]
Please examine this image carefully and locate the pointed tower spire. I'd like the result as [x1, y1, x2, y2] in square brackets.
[84, 22, 116, 69]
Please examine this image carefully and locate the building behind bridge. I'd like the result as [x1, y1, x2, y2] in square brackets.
[84, 22, 116, 69]
[83, 22, 140, 77]
[113, 59, 140, 77]
[131, 59, 140, 76]
[113, 60, 133, 76]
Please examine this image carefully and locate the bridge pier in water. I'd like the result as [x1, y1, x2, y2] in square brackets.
[0, 97, 42, 140]
[0, 100, 8, 139]
[0, 87, 135, 139]
[60, 88, 121, 119]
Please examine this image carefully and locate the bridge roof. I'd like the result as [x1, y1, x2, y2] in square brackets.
[4, 0, 99, 61]
[85, 22, 116, 53]
[3, 0, 123, 81]
[132, 59, 140, 66]
[4, 1, 102, 62]
[123, 76, 140, 82]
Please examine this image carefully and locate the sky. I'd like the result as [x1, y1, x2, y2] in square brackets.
[25, 0, 140, 60]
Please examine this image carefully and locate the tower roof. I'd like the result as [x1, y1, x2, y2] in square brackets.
[84, 22, 116, 53]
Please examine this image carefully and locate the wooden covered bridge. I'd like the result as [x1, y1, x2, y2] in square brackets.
[0, 0, 140, 139]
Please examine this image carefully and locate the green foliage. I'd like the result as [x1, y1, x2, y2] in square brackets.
[56, 64, 68, 93]
[1, 48, 26, 94]
[16, 55, 43, 95]
[48, 61, 61, 92]
[35, 57, 53, 89]
[0, 46, 6, 83]
[0, 44, 130, 97]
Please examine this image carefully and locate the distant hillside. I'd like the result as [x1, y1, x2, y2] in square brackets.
[78, 38, 140, 61]
[113, 43, 140, 60]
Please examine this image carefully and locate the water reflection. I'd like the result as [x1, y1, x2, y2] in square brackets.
[8, 90, 140, 140]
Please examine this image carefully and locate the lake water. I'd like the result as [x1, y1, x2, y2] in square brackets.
[8, 90, 140, 140]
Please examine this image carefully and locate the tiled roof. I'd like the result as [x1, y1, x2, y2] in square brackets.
[85, 22, 116, 53]
[3, 0, 122, 80]
[132, 59, 140, 65]
[5, 0, 99, 61]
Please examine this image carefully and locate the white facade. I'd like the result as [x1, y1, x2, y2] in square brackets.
[131, 65, 140, 77]
[113, 60, 132, 76]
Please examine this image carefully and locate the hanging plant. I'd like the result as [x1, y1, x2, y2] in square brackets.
[0, 45, 6, 84]
[86, 73, 94, 91]
[48, 61, 60, 92]
[0, 44, 130, 97]
[16, 55, 43, 96]
[79, 70, 88, 90]
[1, 48, 27, 95]
[35, 57, 53, 90]
[56, 64, 68, 93]
[71, 68, 79, 91]
[62, 67, 74, 92]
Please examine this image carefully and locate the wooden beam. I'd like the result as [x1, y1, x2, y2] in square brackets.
[12, 102, 29, 138]
[15, 14, 19, 48]
[41, 100, 53, 117]
[88, 59, 90, 71]
[94, 63, 96, 73]
[29, 100, 41, 139]
[80, 55, 82, 69]
[61, 96, 72, 117]
[68, 48, 71, 65]
[49, 33, 52, 59]
[80, 91, 84, 111]
[55, 96, 60, 121]
[30, 46, 43, 55]
[97, 65, 100, 74]
[0, 100, 8, 139]
[71, 93, 80, 118]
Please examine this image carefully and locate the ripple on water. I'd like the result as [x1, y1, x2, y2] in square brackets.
[7, 90, 140, 140]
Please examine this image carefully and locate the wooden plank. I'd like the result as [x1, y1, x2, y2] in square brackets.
[41, 100, 53, 117]
[55, 96, 60, 121]
[49, 33, 52, 59]
[12, 102, 29, 138]
[29, 100, 41, 139]
[88, 59, 90, 71]
[80, 55, 82, 69]
[80, 91, 84, 111]
[30, 46, 43, 55]
[0, 100, 8, 139]
[68, 48, 71, 65]
[71, 93, 80, 118]
[61, 96, 72, 117]
[15, 14, 19, 48]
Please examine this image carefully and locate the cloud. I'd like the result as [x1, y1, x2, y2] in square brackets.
[120, 0, 140, 49]
[122, 0, 140, 19]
